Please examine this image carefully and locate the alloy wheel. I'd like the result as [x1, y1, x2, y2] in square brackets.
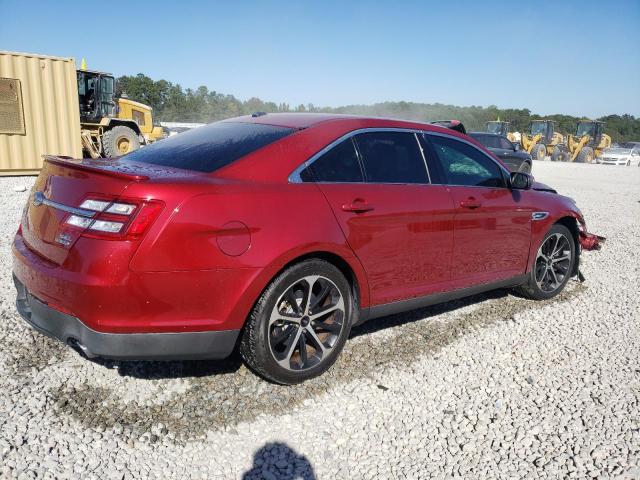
[268, 275, 346, 371]
[534, 233, 572, 293]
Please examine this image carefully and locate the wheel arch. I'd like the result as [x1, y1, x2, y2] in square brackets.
[234, 248, 370, 332]
[103, 119, 142, 136]
[554, 215, 581, 277]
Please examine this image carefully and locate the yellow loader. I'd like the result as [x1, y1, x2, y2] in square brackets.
[485, 121, 516, 142]
[566, 120, 611, 163]
[77, 68, 165, 157]
[520, 120, 568, 161]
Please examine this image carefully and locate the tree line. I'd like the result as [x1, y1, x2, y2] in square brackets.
[116, 74, 640, 143]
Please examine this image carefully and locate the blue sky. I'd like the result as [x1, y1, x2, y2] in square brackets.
[1, 0, 638, 117]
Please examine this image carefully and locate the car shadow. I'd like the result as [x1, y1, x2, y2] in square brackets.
[86, 348, 244, 380]
[241, 442, 316, 480]
[85, 289, 510, 380]
[350, 288, 509, 339]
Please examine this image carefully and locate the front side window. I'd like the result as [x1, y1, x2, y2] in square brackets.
[354, 131, 428, 184]
[427, 135, 505, 188]
[302, 138, 364, 182]
[123, 122, 295, 172]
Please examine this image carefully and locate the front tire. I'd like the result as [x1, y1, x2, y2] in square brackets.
[102, 126, 140, 157]
[240, 259, 353, 384]
[531, 143, 547, 161]
[518, 161, 532, 174]
[551, 146, 569, 162]
[514, 224, 576, 300]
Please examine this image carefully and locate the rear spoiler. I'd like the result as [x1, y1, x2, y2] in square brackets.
[43, 155, 150, 181]
[428, 120, 467, 135]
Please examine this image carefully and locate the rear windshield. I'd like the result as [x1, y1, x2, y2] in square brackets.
[122, 122, 295, 172]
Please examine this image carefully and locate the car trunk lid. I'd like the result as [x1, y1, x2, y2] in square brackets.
[21, 156, 181, 265]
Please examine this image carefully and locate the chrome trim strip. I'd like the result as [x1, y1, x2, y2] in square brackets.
[288, 127, 511, 186]
[414, 132, 432, 184]
[32, 192, 96, 218]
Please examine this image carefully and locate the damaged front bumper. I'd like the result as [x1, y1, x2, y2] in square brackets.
[579, 231, 605, 251]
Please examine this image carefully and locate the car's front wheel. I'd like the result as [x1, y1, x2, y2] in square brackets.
[240, 259, 353, 384]
[515, 224, 576, 300]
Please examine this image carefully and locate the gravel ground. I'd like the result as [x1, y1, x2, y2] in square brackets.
[0, 161, 639, 479]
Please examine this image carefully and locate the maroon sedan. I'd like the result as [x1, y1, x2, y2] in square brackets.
[13, 114, 600, 384]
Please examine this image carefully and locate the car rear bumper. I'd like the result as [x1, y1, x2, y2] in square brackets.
[13, 274, 240, 361]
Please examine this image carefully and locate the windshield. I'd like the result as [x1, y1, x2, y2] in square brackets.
[620, 142, 639, 149]
[122, 122, 295, 172]
[576, 123, 595, 137]
[486, 123, 503, 134]
[530, 122, 547, 135]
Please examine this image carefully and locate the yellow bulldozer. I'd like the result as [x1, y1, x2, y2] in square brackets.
[485, 121, 516, 142]
[566, 120, 611, 163]
[77, 68, 165, 157]
[520, 120, 569, 161]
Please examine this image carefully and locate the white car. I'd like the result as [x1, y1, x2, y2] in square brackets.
[598, 142, 640, 166]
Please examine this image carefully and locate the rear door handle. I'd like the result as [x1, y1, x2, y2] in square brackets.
[342, 200, 375, 213]
[460, 197, 482, 209]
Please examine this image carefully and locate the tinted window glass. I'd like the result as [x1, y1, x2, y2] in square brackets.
[304, 138, 363, 182]
[354, 132, 428, 184]
[428, 135, 505, 188]
[122, 122, 294, 172]
[470, 134, 501, 149]
[499, 137, 514, 150]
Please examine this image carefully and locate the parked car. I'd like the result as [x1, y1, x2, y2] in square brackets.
[597, 142, 640, 166]
[13, 114, 601, 384]
[469, 132, 533, 173]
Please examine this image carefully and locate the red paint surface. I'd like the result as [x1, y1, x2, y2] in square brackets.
[13, 115, 592, 334]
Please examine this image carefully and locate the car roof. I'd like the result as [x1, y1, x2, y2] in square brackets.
[224, 112, 452, 131]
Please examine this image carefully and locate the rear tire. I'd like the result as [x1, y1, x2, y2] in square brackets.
[531, 144, 546, 161]
[102, 126, 140, 157]
[240, 259, 353, 384]
[514, 224, 575, 300]
[576, 147, 594, 163]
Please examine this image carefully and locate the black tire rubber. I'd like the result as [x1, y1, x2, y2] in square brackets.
[531, 143, 547, 161]
[551, 146, 568, 162]
[239, 259, 353, 384]
[514, 223, 576, 301]
[576, 147, 594, 163]
[102, 126, 140, 157]
[518, 161, 532, 174]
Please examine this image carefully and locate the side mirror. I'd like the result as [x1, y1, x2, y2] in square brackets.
[513, 142, 521, 151]
[510, 171, 533, 190]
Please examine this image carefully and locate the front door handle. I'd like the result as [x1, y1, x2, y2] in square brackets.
[342, 199, 375, 213]
[460, 197, 482, 209]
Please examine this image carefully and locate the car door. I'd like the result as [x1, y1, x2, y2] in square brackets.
[424, 133, 532, 288]
[300, 130, 455, 306]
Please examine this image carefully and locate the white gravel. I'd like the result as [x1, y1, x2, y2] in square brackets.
[0, 161, 639, 479]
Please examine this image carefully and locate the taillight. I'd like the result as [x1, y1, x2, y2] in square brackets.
[63, 197, 164, 240]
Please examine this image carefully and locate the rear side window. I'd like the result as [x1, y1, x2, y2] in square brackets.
[499, 137, 514, 150]
[428, 135, 505, 188]
[354, 131, 429, 184]
[122, 122, 295, 172]
[302, 138, 364, 182]
[471, 134, 500, 149]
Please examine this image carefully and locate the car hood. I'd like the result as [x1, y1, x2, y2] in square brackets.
[532, 181, 557, 194]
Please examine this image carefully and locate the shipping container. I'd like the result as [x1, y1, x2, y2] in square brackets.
[0, 51, 82, 176]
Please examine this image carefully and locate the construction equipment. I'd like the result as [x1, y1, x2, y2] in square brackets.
[520, 120, 568, 161]
[485, 121, 516, 142]
[566, 120, 611, 163]
[77, 68, 165, 157]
